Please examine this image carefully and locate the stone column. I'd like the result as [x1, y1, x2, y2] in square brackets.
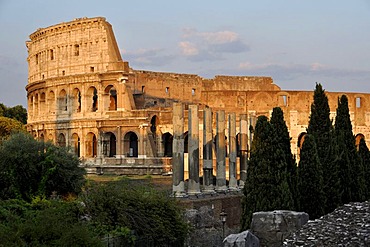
[228, 113, 238, 190]
[172, 103, 186, 197]
[216, 110, 227, 192]
[188, 105, 201, 195]
[239, 114, 248, 187]
[203, 107, 214, 192]
[116, 126, 122, 157]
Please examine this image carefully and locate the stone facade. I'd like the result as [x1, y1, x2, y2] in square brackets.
[26, 17, 370, 174]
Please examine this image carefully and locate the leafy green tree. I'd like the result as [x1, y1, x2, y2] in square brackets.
[241, 115, 293, 230]
[270, 107, 297, 209]
[81, 179, 189, 246]
[357, 138, 370, 199]
[0, 116, 26, 141]
[0, 104, 27, 124]
[334, 95, 366, 203]
[0, 132, 86, 201]
[306, 83, 340, 213]
[297, 134, 325, 219]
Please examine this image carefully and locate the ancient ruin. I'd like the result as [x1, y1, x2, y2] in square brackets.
[26, 17, 370, 180]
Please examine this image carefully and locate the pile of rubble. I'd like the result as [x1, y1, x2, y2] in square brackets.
[283, 201, 370, 246]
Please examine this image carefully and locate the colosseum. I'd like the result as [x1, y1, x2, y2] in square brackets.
[25, 17, 370, 176]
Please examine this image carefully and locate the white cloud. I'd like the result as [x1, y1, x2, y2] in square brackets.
[178, 41, 199, 56]
[179, 28, 250, 61]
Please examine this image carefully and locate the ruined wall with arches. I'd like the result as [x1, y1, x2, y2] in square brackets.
[26, 17, 370, 174]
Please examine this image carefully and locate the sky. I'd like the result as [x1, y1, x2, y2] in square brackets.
[1, 0, 370, 107]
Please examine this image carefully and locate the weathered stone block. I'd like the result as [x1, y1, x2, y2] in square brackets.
[251, 210, 309, 247]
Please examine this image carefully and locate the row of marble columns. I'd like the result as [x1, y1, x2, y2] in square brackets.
[172, 103, 249, 197]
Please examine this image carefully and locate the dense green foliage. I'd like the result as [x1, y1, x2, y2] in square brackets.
[241, 113, 294, 230]
[0, 199, 103, 247]
[0, 178, 189, 247]
[306, 83, 340, 213]
[0, 132, 86, 201]
[0, 103, 27, 124]
[358, 138, 370, 199]
[297, 134, 325, 219]
[334, 95, 366, 203]
[81, 179, 189, 246]
[0, 116, 26, 141]
[270, 107, 297, 208]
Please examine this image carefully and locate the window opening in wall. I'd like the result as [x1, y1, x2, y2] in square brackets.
[36, 54, 39, 65]
[280, 95, 287, 106]
[42, 74, 45, 80]
[62, 70, 65, 76]
[192, 88, 196, 96]
[90, 66, 94, 72]
[50, 49, 54, 60]
[356, 97, 361, 108]
[74, 44, 79, 56]
[92, 88, 98, 112]
[165, 87, 169, 94]
[141, 86, 145, 93]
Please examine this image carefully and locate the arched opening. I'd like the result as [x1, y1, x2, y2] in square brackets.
[57, 133, 66, 147]
[105, 85, 117, 111]
[58, 89, 67, 112]
[103, 132, 116, 157]
[162, 132, 173, 157]
[297, 132, 307, 158]
[124, 131, 138, 157]
[86, 132, 97, 157]
[40, 133, 44, 142]
[34, 94, 39, 116]
[150, 115, 159, 134]
[40, 92, 46, 114]
[72, 133, 80, 157]
[28, 96, 34, 117]
[87, 87, 98, 112]
[48, 91, 55, 114]
[72, 88, 82, 113]
[355, 133, 365, 149]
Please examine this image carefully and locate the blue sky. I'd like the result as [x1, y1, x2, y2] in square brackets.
[1, 0, 370, 107]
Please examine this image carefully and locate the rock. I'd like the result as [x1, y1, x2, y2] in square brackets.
[250, 210, 309, 247]
[223, 230, 260, 247]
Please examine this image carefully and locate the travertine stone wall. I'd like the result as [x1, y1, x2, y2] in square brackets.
[26, 17, 370, 173]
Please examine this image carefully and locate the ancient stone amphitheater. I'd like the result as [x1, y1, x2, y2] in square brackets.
[25, 17, 370, 175]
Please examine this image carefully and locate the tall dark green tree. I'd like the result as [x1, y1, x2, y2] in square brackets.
[241, 115, 293, 230]
[270, 107, 297, 209]
[306, 83, 340, 213]
[334, 95, 366, 203]
[297, 134, 325, 219]
[357, 138, 369, 199]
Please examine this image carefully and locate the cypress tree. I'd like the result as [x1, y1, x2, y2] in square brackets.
[270, 107, 296, 210]
[241, 116, 273, 230]
[297, 134, 325, 219]
[241, 114, 293, 230]
[357, 138, 369, 199]
[306, 83, 340, 213]
[334, 95, 366, 203]
[307, 83, 332, 164]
